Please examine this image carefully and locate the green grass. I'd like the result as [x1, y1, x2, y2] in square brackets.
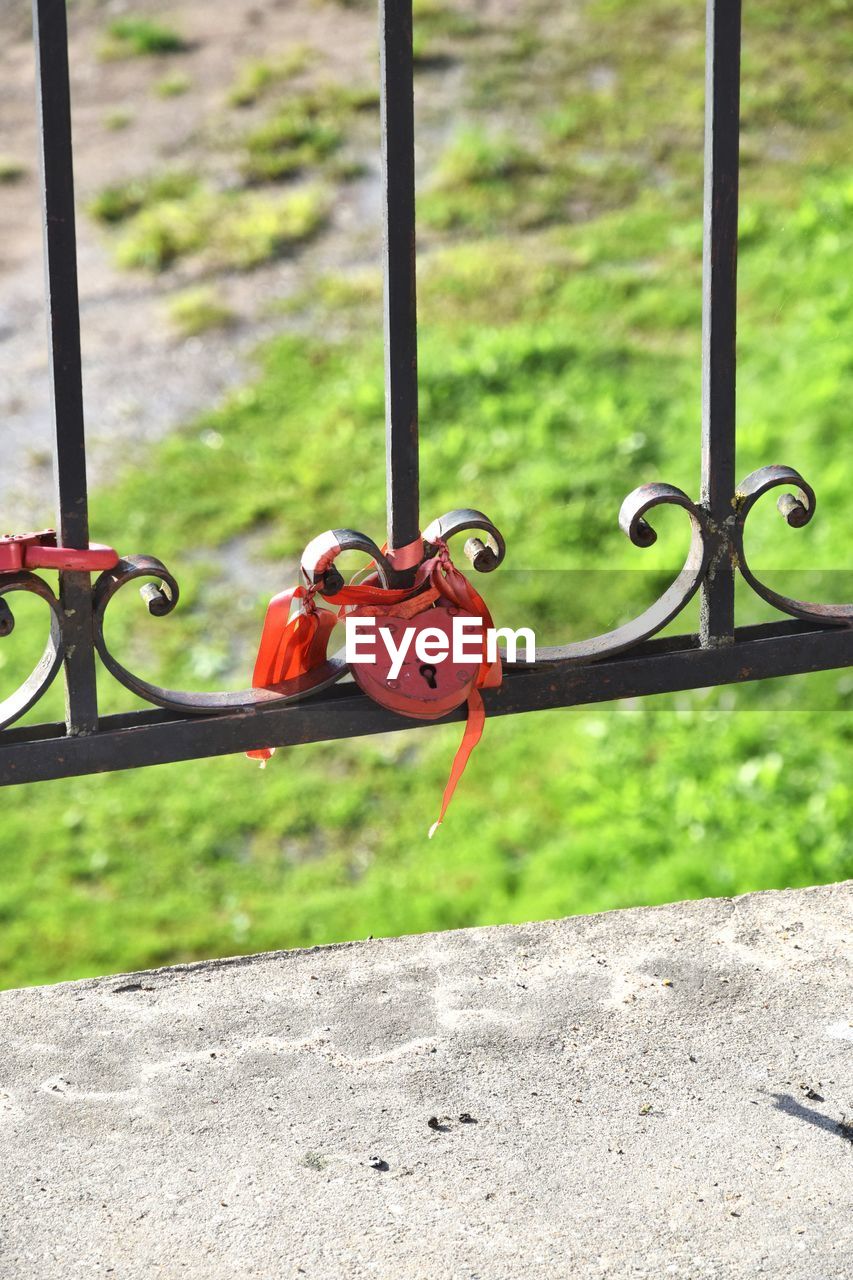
[424, 0, 853, 235]
[240, 85, 377, 183]
[2, 0, 851, 990]
[88, 78, 375, 274]
[243, 106, 343, 182]
[166, 286, 235, 336]
[154, 72, 191, 98]
[421, 126, 556, 231]
[100, 16, 187, 59]
[0, 156, 26, 184]
[88, 171, 199, 225]
[113, 185, 329, 271]
[411, 0, 481, 67]
[103, 109, 134, 131]
[226, 48, 313, 108]
[89, 175, 329, 273]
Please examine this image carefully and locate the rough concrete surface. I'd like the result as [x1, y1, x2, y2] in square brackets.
[0, 883, 851, 1279]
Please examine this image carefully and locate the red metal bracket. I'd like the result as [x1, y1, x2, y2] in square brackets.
[0, 530, 119, 574]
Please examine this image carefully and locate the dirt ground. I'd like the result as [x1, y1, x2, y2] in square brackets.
[0, 0, 473, 528]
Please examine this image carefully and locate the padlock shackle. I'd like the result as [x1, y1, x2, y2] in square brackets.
[301, 528, 402, 594]
[301, 509, 506, 597]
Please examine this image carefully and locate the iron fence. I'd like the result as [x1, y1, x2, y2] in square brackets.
[0, 0, 850, 787]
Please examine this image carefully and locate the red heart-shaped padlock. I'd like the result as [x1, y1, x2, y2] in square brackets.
[350, 604, 480, 719]
[248, 534, 502, 834]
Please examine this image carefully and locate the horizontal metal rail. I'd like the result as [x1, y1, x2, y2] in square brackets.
[0, 621, 849, 786]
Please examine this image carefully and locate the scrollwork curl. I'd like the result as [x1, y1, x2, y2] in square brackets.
[92, 556, 347, 715]
[734, 465, 852, 626]
[0, 572, 64, 729]
[534, 482, 712, 664]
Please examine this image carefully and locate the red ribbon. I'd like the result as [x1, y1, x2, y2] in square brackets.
[416, 544, 501, 835]
[246, 586, 337, 764]
[247, 541, 501, 830]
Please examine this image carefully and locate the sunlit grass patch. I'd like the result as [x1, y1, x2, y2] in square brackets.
[114, 185, 330, 271]
[99, 16, 187, 59]
[103, 109, 134, 132]
[243, 107, 343, 182]
[432, 126, 541, 187]
[412, 0, 481, 67]
[166, 286, 235, 336]
[421, 124, 544, 227]
[240, 85, 378, 183]
[0, 156, 25, 184]
[420, 126, 564, 232]
[154, 72, 191, 98]
[275, 266, 383, 319]
[88, 171, 199, 225]
[211, 187, 330, 268]
[420, 120, 651, 234]
[226, 47, 313, 108]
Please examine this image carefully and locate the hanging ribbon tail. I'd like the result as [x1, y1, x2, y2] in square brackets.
[251, 587, 302, 686]
[305, 606, 338, 668]
[428, 688, 486, 838]
[246, 587, 336, 763]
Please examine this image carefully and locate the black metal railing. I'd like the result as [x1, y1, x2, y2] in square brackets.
[0, 0, 850, 787]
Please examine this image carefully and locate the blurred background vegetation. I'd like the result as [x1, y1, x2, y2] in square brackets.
[0, 0, 850, 988]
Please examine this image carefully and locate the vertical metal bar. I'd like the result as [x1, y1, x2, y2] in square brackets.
[378, 0, 420, 552]
[699, 0, 742, 647]
[32, 0, 99, 733]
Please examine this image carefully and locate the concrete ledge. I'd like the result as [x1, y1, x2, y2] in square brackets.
[1, 883, 851, 1278]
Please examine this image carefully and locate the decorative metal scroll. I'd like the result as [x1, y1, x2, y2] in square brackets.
[733, 467, 853, 627]
[2, 476, 849, 732]
[0, 573, 64, 729]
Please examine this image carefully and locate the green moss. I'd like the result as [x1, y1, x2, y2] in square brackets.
[114, 196, 207, 270]
[243, 109, 343, 182]
[210, 187, 330, 268]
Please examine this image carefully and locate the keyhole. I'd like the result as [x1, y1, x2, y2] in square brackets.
[419, 663, 438, 689]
